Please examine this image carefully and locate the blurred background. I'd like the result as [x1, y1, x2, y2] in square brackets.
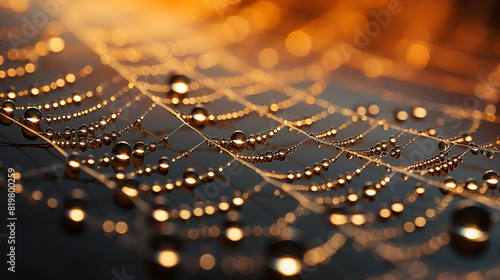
[0, 0, 500, 279]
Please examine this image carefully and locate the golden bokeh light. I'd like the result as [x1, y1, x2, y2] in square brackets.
[199, 253, 216, 270]
[406, 43, 430, 70]
[115, 221, 128, 234]
[2, 1, 500, 279]
[47, 37, 66, 53]
[364, 58, 383, 78]
[276, 257, 301, 276]
[122, 186, 139, 197]
[226, 227, 243, 242]
[69, 209, 85, 222]
[286, 30, 312, 57]
[223, 16, 249, 42]
[157, 250, 179, 268]
[330, 213, 348, 225]
[103, 220, 115, 233]
[153, 209, 170, 222]
[259, 48, 279, 68]
[47, 198, 58, 208]
[413, 106, 427, 119]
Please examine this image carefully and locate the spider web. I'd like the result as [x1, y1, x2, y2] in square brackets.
[1, 0, 500, 279]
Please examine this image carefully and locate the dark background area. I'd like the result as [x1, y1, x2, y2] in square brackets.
[1, 0, 500, 279]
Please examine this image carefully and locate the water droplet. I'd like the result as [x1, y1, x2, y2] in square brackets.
[438, 141, 448, 151]
[115, 179, 139, 209]
[169, 74, 189, 94]
[246, 134, 256, 150]
[183, 168, 198, 189]
[483, 170, 499, 188]
[230, 130, 246, 153]
[276, 148, 286, 161]
[440, 177, 457, 195]
[265, 151, 273, 163]
[111, 130, 118, 141]
[451, 201, 492, 255]
[304, 167, 313, 179]
[111, 141, 132, 171]
[98, 116, 107, 131]
[469, 143, 479, 155]
[75, 125, 86, 139]
[22, 107, 42, 140]
[77, 137, 87, 152]
[465, 179, 478, 191]
[133, 142, 147, 156]
[363, 181, 377, 200]
[1, 100, 15, 126]
[486, 151, 495, 160]
[150, 235, 181, 274]
[62, 189, 88, 233]
[45, 127, 54, 139]
[102, 132, 111, 146]
[157, 156, 170, 176]
[414, 183, 425, 195]
[87, 123, 95, 138]
[269, 231, 304, 277]
[224, 221, 243, 243]
[133, 142, 147, 168]
[65, 153, 81, 179]
[62, 127, 72, 140]
[148, 141, 157, 152]
[190, 105, 207, 128]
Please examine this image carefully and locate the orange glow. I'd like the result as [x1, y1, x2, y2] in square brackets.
[226, 227, 243, 241]
[103, 220, 114, 233]
[259, 48, 279, 68]
[157, 250, 179, 268]
[286, 30, 312, 57]
[199, 254, 216, 270]
[253, 1, 281, 29]
[115, 221, 128, 234]
[47, 37, 66, 53]
[330, 213, 348, 225]
[153, 209, 169, 222]
[69, 209, 85, 222]
[406, 43, 429, 70]
[364, 58, 383, 78]
[172, 82, 188, 94]
[122, 186, 138, 197]
[223, 16, 249, 42]
[276, 258, 301, 276]
[232, 197, 244, 206]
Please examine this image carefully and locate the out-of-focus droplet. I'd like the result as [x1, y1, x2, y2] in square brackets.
[268, 228, 304, 277]
[451, 201, 492, 255]
[183, 168, 198, 189]
[190, 105, 207, 129]
[65, 153, 81, 179]
[114, 179, 139, 209]
[169, 74, 189, 94]
[150, 235, 182, 275]
[61, 189, 88, 233]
